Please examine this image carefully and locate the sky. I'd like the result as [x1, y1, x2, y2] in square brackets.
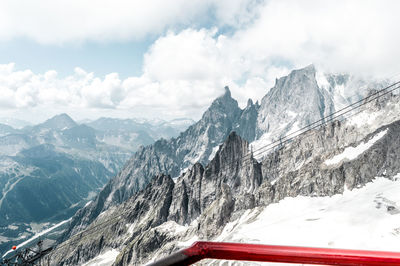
[0, 0, 400, 124]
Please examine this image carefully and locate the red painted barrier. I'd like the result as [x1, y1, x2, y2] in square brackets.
[148, 241, 400, 266]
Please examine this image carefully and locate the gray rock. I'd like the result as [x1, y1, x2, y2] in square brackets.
[256, 64, 335, 139]
[45, 66, 397, 265]
[46, 174, 174, 265]
[60, 87, 244, 240]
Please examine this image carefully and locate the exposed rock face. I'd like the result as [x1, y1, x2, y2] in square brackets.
[60, 87, 248, 239]
[48, 131, 261, 265]
[46, 100, 400, 265]
[168, 132, 261, 227]
[137, 98, 400, 265]
[111, 86, 242, 204]
[45, 65, 397, 265]
[46, 173, 175, 266]
[62, 66, 375, 242]
[234, 99, 259, 143]
[256, 65, 335, 139]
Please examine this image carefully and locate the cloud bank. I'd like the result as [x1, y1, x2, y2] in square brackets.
[1, 0, 400, 122]
[0, 0, 260, 44]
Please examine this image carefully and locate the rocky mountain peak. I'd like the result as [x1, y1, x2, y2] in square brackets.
[300, 63, 315, 73]
[61, 86, 247, 232]
[246, 98, 254, 108]
[211, 86, 235, 106]
[233, 98, 258, 142]
[256, 64, 334, 139]
[292, 63, 315, 76]
[41, 65, 397, 265]
[167, 131, 259, 227]
[215, 131, 248, 163]
[39, 113, 77, 130]
[274, 64, 316, 91]
[223, 85, 231, 96]
[202, 86, 240, 124]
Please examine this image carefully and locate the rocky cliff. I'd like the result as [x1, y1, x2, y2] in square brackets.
[42, 65, 397, 265]
[256, 65, 335, 139]
[59, 86, 254, 240]
[43, 89, 400, 265]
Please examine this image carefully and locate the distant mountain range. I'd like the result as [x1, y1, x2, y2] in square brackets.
[0, 114, 194, 254]
[86, 117, 195, 151]
[0, 118, 32, 130]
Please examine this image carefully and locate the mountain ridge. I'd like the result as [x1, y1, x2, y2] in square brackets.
[61, 65, 370, 240]
[0, 113, 194, 254]
[47, 97, 400, 264]
[28, 65, 398, 265]
[59, 86, 247, 240]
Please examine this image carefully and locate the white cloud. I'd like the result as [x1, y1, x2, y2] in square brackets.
[0, 0, 260, 44]
[1, 0, 400, 123]
[0, 59, 228, 122]
[209, 0, 264, 28]
[229, 0, 400, 77]
[144, 29, 224, 82]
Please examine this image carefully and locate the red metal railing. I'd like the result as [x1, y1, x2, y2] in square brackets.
[148, 241, 400, 266]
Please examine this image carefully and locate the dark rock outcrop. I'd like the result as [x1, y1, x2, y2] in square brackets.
[48, 174, 175, 265]
[60, 87, 246, 239]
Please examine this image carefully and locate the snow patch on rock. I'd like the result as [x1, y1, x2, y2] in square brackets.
[82, 249, 120, 266]
[325, 129, 387, 165]
[208, 145, 220, 161]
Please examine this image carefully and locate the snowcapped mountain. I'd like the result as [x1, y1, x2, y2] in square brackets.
[316, 71, 388, 110]
[36, 65, 400, 265]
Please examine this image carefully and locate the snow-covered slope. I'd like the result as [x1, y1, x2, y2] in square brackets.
[217, 176, 400, 250]
[82, 249, 119, 266]
[139, 176, 400, 266]
[198, 177, 400, 265]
